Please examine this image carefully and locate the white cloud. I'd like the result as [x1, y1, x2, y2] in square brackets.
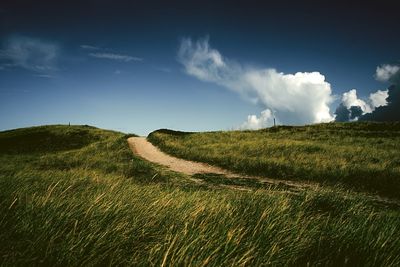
[89, 52, 142, 62]
[80, 44, 100, 50]
[337, 88, 389, 121]
[0, 35, 59, 72]
[341, 88, 389, 112]
[369, 89, 388, 108]
[178, 37, 334, 125]
[375, 64, 400, 82]
[342, 89, 372, 113]
[336, 63, 394, 122]
[33, 74, 53, 78]
[240, 109, 273, 130]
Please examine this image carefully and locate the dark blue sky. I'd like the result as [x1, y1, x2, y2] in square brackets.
[1, 1, 399, 135]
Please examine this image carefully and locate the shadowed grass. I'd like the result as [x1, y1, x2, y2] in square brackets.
[192, 173, 295, 191]
[1, 125, 400, 266]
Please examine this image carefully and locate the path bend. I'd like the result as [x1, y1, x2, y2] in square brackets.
[128, 137, 400, 207]
[128, 137, 234, 176]
[127, 137, 308, 188]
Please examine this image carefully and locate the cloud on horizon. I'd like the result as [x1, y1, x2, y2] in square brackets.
[0, 35, 59, 73]
[240, 109, 274, 130]
[334, 64, 400, 122]
[359, 64, 400, 122]
[334, 88, 388, 122]
[342, 89, 373, 114]
[178, 37, 334, 129]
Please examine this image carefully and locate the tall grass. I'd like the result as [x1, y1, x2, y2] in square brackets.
[1, 125, 400, 266]
[148, 122, 400, 198]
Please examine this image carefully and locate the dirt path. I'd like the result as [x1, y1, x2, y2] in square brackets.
[127, 137, 309, 189]
[128, 137, 235, 176]
[127, 137, 400, 207]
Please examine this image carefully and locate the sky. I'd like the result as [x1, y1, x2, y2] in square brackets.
[1, 0, 399, 135]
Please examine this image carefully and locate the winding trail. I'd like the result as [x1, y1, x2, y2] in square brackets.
[128, 137, 234, 176]
[128, 137, 400, 207]
[127, 137, 309, 189]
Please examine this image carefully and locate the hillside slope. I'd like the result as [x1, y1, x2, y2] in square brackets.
[1, 125, 400, 266]
[148, 122, 400, 198]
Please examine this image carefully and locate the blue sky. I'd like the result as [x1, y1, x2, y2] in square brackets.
[1, 1, 399, 135]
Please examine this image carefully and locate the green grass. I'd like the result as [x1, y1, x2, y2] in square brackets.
[148, 122, 400, 198]
[1, 124, 400, 266]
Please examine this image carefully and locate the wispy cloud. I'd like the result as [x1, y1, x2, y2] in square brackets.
[80, 44, 100, 50]
[178, 37, 334, 128]
[33, 74, 54, 78]
[89, 52, 142, 62]
[0, 35, 59, 73]
[81, 43, 143, 63]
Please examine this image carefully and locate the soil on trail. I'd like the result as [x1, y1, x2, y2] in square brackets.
[127, 137, 307, 188]
[128, 137, 233, 176]
[127, 137, 400, 207]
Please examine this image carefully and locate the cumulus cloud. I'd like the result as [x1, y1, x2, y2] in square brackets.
[369, 89, 389, 108]
[240, 109, 273, 130]
[336, 62, 400, 122]
[178, 37, 334, 127]
[341, 89, 372, 114]
[375, 64, 400, 82]
[359, 64, 400, 122]
[335, 88, 389, 121]
[89, 52, 142, 62]
[0, 35, 59, 72]
[359, 85, 400, 122]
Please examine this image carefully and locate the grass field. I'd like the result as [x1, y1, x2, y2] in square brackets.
[1, 124, 400, 266]
[148, 122, 400, 198]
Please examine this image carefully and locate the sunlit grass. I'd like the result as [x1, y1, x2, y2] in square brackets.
[148, 122, 400, 198]
[1, 125, 400, 266]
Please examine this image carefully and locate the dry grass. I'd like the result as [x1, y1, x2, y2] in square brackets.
[148, 122, 400, 198]
[1, 125, 400, 266]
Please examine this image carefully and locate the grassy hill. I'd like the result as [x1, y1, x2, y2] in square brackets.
[1, 124, 400, 266]
[148, 122, 400, 198]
